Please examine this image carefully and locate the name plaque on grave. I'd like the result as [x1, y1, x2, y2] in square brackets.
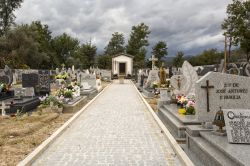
[196, 72, 250, 122]
[223, 109, 250, 144]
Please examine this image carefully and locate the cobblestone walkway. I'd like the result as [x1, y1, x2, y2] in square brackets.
[33, 80, 181, 166]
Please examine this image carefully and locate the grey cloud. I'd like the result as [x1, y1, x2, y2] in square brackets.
[14, 0, 231, 57]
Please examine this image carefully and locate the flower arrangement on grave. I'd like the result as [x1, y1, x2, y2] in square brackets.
[176, 94, 196, 115]
[38, 95, 64, 114]
[185, 100, 196, 115]
[0, 83, 11, 93]
[176, 95, 188, 114]
[55, 82, 80, 101]
[39, 95, 64, 108]
[55, 72, 69, 80]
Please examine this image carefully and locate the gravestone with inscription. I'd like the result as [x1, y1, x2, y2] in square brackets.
[196, 72, 250, 122]
[223, 109, 250, 144]
[22, 73, 39, 92]
[38, 70, 50, 95]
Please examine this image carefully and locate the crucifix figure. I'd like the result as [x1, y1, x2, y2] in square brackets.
[175, 76, 184, 90]
[1, 101, 10, 116]
[201, 80, 214, 112]
[149, 54, 158, 70]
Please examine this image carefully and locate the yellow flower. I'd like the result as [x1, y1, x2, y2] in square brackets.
[178, 108, 186, 114]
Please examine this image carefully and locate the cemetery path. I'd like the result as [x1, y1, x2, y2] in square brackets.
[32, 80, 181, 166]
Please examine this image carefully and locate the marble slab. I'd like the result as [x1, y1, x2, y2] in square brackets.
[196, 72, 250, 122]
[223, 109, 250, 144]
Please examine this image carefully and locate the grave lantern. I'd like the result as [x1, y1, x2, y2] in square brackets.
[213, 107, 225, 132]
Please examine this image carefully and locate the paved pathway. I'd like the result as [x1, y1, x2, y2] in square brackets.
[33, 80, 181, 166]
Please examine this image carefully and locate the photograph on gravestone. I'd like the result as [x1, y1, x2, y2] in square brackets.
[223, 109, 250, 144]
[196, 72, 250, 123]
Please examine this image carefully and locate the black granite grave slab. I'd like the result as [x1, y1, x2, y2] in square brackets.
[5, 97, 40, 114]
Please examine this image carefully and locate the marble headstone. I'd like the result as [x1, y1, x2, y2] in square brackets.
[160, 89, 170, 101]
[196, 72, 250, 122]
[144, 70, 159, 88]
[170, 75, 187, 95]
[223, 109, 250, 144]
[182, 61, 198, 96]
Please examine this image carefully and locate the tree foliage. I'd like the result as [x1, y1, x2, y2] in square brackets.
[151, 41, 168, 67]
[51, 33, 80, 67]
[126, 23, 150, 68]
[0, 24, 50, 68]
[104, 32, 125, 56]
[97, 54, 112, 69]
[0, 0, 23, 36]
[188, 49, 224, 66]
[222, 0, 250, 61]
[75, 41, 97, 69]
[172, 51, 184, 69]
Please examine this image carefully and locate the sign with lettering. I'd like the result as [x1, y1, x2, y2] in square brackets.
[223, 109, 250, 144]
[196, 72, 250, 122]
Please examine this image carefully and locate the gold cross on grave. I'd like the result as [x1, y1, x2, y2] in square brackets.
[1, 101, 10, 116]
[149, 54, 158, 70]
[201, 80, 214, 112]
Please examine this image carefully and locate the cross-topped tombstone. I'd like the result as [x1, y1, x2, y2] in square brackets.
[149, 54, 158, 70]
[201, 80, 214, 112]
[196, 72, 250, 123]
[1, 101, 9, 116]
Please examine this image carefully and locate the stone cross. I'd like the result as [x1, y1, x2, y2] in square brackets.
[1, 101, 9, 116]
[149, 54, 158, 70]
[201, 80, 214, 112]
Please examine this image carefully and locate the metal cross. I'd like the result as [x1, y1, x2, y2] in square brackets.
[201, 80, 214, 112]
[149, 54, 158, 70]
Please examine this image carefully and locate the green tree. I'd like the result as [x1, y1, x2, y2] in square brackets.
[29, 21, 57, 69]
[104, 32, 125, 56]
[51, 33, 80, 67]
[0, 0, 23, 36]
[0, 25, 49, 68]
[126, 23, 150, 68]
[172, 51, 184, 69]
[97, 54, 112, 69]
[222, 0, 250, 61]
[75, 41, 97, 69]
[189, 49, 224, 66]
[151, 41, 168, 67]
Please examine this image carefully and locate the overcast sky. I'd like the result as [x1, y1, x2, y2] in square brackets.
[15, 0, 232, 57]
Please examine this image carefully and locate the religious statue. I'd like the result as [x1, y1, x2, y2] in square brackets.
[175, 76, 183, 90]
[159, 62, 167, 87]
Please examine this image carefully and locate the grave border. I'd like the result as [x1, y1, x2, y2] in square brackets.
[17, 83, 112, 166]
[132, 80, 194, 166]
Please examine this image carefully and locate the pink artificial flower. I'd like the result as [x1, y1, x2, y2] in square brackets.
[187, 100, 195, 107]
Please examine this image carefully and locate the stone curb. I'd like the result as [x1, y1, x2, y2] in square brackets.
[132, 81, 194, 166]
[17, 83, 112, 166]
